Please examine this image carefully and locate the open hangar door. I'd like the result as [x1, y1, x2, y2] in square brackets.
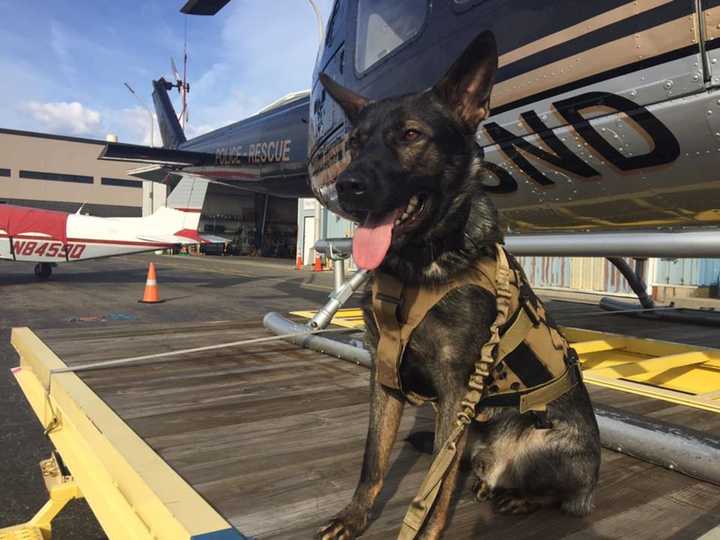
[198, 183, 297, 258]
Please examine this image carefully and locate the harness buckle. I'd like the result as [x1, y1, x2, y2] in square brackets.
[566, 347, 580, 367]
[531, 410, 553, 430]
[566, 348, 584, 382]
[520, 300, 540, 327]
[515, 277, 542, 327]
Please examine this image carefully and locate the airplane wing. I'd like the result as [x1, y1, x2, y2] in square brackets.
[137, 231, 202, 244]
[198, 234, 227, 244]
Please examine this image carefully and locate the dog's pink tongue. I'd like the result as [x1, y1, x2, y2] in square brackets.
[353, 210, 399, 270]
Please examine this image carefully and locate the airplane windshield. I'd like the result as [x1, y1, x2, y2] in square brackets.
[355, 0, 426, 73]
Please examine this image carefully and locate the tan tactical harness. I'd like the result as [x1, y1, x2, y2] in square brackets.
[371, 244, 581, 539]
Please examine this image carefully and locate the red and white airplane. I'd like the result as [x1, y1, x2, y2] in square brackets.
[0, 176, 210, 279]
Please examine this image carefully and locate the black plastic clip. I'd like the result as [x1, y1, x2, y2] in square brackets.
[532, 410, 553, 430]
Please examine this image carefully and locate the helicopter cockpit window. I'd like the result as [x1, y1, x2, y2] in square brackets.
[355, 0, 427, 73]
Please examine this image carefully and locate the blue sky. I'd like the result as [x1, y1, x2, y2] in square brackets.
[0, 0, 333, 144]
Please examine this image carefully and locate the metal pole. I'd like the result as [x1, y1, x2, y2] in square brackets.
[606, 257, 655, 309]
[309, 269, 370, 329]
[333, 257, 346, 293]
[312, 231, 720, 258]
[505, 230, 720, 258]
[124, 82, 155, 148]
[263, 311, 371, 367]
[595, 405, 720, 486]
[305, 0, 325, 44]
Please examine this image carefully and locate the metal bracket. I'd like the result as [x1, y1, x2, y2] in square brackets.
[0, 452, 82, 540]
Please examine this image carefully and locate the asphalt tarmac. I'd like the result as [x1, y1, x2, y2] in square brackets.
[0, 253, 339, 538]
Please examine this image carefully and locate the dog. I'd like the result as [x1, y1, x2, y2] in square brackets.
[316, 31, 601, 540]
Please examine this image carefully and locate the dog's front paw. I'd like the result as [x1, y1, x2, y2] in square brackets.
[316, 509, 368, 540]
[471, 478, 492, 502]
[491, 490, 539, 515]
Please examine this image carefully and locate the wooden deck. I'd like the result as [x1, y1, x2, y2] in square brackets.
[30, 301, 720, 539]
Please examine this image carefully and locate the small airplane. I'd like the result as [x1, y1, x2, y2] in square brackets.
[0, 176, 210, 279]
[101, 0, 720, 260]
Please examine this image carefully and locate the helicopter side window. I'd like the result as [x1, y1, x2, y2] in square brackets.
[355, 0, 427, 73]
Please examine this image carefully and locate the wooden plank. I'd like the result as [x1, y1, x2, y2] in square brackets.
[28, 315, 720, 539]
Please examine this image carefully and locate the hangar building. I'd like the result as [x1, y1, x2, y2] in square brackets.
[0, 128, 298, 258]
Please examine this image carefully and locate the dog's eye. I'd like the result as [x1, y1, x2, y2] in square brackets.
[403, 128, 421, 142]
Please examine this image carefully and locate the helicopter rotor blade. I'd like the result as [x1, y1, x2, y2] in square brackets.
[180, 0, 231, 16]
[171, 58, 182, 83]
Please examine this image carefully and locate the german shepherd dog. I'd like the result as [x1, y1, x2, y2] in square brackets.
[316, 32, 600, 540]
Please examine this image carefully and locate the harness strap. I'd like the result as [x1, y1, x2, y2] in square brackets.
[476, 362, 581, 412]
[497, 309, 535, 363]
[398, 245, 513, 539]
[398, 421, 465, 539]
[373, 273, 405, 389]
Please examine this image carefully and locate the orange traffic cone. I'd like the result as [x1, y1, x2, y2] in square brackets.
[139, 262, 163, 303]
[312, 254, 323, 272]
[296, 255, 303, 270]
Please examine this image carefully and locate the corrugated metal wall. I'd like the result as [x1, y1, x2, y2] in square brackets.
[518, 256, 720, 294]
[655, 259, 720, 287]
[517, 256, 635, 295]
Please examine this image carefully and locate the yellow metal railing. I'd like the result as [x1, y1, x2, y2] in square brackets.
[6, 327, 244, 540]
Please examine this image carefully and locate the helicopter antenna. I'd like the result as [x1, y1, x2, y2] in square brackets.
[183, 17, 189, 127]
[170, 17, 190, 130]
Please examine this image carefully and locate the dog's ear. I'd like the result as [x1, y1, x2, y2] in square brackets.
[320, 73, 369, 124]
[433, 31, 498, 132]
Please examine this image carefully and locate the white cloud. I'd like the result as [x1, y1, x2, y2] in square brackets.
[24, 101, 102, 135]
[1, 1, 336, 145]
[50, 22, 73, 74]
[184, 122, 214, 139]
[184, 0, 334, 133]
[104, 106, 160, 146]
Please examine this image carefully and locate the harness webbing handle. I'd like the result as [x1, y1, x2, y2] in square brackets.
[398, 421, 465, 539]
[398, 245, 513, 539]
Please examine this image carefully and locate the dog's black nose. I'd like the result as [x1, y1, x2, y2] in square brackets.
[336, 175, 368, 199]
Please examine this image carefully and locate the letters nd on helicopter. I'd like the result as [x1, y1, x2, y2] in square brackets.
[101, 0, 720, 256]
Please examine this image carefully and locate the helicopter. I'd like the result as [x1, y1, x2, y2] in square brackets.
[102, 0, 720, 259]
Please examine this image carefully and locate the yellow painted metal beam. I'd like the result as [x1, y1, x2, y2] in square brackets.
[564, 326, 715, 358]
[290, 308, 365, 329]
[583, 373, 720, 414]
[10, 327, 243, 540]
[570, 338, 627, 355]
[696, 389, 720, 403]
[584, 350, 720, 379]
